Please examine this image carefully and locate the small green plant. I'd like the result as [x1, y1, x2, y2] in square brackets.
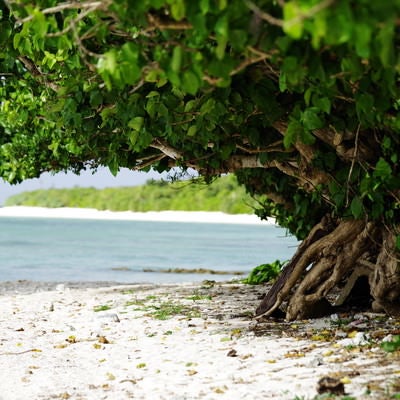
[242, 260, 285, 285]
[381, 335, 400, 352]
[186, 292, 212, 301]
[293, 395, 357, 400]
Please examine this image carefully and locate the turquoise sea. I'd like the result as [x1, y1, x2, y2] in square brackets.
[0, 216, 298, 283]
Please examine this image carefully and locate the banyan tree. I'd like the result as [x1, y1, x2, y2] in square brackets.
[1, 0, 400, 319]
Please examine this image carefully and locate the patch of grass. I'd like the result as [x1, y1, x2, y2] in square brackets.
[125, 298, 148, 307]
[93, 304, 112, 312]
[149, 301, 201, 320]
[124, 295, 202, 320]
[186, 292, 212, 301]
[293, 395, 357, 400]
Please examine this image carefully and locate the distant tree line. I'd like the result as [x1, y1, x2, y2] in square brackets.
[5, 175, 260, 214]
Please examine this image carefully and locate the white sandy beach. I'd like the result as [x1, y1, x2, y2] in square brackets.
[0, 206, 275, 225]
[0, 281, 398, 400]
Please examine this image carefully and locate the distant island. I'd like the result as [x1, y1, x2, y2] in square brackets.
[5, 175, 262, 215]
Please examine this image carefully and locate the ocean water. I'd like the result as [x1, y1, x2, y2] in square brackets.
[0, 216, 298, 283]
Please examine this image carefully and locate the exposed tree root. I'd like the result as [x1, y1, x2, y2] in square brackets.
[254, 217, 398, 321]
[370, 229, 400, 317]
[285, 220, 376, 320]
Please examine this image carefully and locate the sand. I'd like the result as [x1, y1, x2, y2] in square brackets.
[0, 206, 275, 225]
[0, 207, 398, 398]
[0, 281, 399, 400]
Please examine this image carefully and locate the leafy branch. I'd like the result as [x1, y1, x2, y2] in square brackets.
[245, 0, 336, 28]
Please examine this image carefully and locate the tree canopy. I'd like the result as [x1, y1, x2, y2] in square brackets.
[1, 0, 400, 319]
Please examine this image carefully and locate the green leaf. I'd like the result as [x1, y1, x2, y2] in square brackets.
[182, 71, 200, 95]
[146, 91, 160, 98]
[310, 12, 327, 49]
[108, 159, 119, 176]
[215, 15, 229, 60]
[200, 98, 216, 115]
[284, 120, 302, 148]
[304, 88, 313, 106]
[280, 56, 305, 89]
[355, 93, 374, 119]
[350, 196, 363, 219]
[325, 2, 352, 44]
[218, 0, 227, 10]
[301, 108, 324, 130]
[313, 97, 331, 114]
[184, 100, 197, 112]
[187, 125, 197, 137]
[298, 129, 316, 145]
[377, 22, 395, 67]
[128, 117, 144, 131]
[0, 21, 12, 44]
[215, 15, 228, 38]
[171, 46, 182, 73]
[97, 50, 118, 90]
[374, 158, 392, 179]
[283, 2, 303, 39]
[146, 101, 157, 119]
[169, 0, 186, 21]
[354, 23, 372, 58]
[200, 0, 209, 14]
[31, 10, 48, 38]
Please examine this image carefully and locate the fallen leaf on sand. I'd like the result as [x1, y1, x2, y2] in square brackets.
[187, 370, 198, 376]
[98, 336, 110, 344]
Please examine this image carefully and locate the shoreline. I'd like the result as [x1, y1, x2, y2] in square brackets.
[0, 206, 275, 225]
[0, 281, 396, 399]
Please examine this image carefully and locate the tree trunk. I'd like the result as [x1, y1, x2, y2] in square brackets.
[256, 217, 400, 321]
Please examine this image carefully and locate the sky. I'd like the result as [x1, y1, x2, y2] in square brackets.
[0, 167, 168, 205]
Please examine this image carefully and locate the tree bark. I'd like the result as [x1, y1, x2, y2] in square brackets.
[370, 228, 400, 317]
[254, 217, 397, 321]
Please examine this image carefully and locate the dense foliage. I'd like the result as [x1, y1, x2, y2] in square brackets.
[1, 0, 399, 235]
[5, 174, 259, 213]
[2, 1, 400, 319]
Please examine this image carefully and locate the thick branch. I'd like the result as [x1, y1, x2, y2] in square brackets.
[150, 138, 330, 191]
[245, 0, 335, 28]
[17, 56, 59, 91]
[272, 119, 375, 163]
[150, 139, 183, 160]
[146, 13, 192, 31]
[16, 1, 111, 24]
[313, 126, 375, 162]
